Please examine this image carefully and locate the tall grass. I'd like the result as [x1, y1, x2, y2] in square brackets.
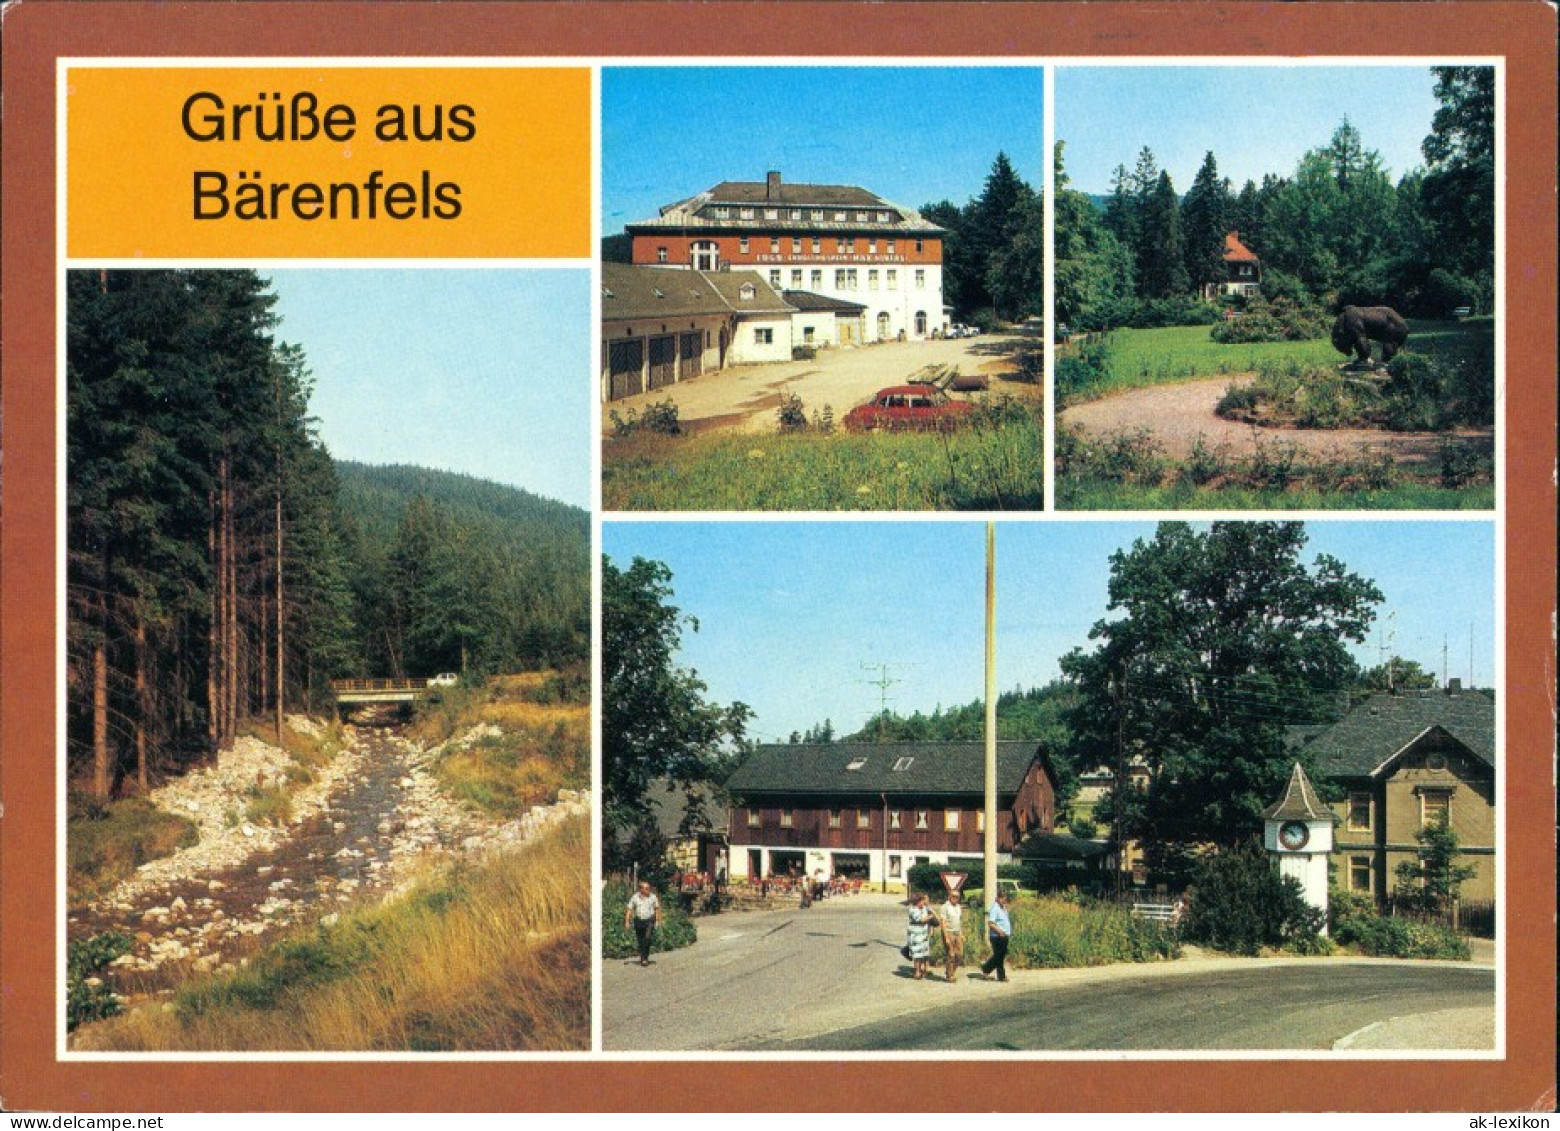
[946, 895, 1181, 969]
[73, 816, 591, 1051]
[602, 404, 1045, 511]
[67, 798, 199, 905]
[409, 673, 589, 818]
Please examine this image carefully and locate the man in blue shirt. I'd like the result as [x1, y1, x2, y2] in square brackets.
[980, 890, 1012, 983]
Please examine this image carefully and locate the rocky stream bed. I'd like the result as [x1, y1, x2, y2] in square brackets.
[68, 718, 589, 1001]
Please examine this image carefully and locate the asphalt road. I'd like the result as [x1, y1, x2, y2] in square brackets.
[601, 894, 1494, 1053]
[763, 963, 1495, 1052]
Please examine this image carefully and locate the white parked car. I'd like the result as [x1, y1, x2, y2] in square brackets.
[428, 673, 459, 687]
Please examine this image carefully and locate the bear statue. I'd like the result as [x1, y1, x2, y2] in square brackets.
[1331, 305, 1410, 367]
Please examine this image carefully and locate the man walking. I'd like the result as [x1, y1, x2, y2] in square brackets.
[624, 879, 662, 967]
[980, 890, 1012, 983]
[939, 888, 965, 983]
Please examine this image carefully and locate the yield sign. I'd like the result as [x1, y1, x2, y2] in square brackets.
[939, 871, 967, 895]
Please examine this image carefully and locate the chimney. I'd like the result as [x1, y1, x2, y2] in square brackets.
[766, 171, 781, 201]
[1446, 677, 1462, 694]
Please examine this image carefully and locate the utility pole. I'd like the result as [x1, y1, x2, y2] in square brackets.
[983, 523, 998, 904]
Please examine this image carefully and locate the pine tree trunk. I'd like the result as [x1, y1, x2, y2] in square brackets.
[92, 590, 111, 801]
[275, 485, 285, 740]
[208, 489, 220, 759]
[135, 612, 148, 793]
[224, 472, 238, 745]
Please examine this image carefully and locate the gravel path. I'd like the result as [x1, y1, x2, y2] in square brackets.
[605, 333, 1036, 437]
[1061, 375, 1493, 466]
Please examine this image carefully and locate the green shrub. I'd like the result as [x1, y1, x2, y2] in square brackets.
[610, 399, 682, 438]
[1332, 914, 1470, 960]
[1181, 841, 1325, 956]
[776, 392, 808, 433]
[600, 879, 698, 959]
[1055, 336, 1113, 400]
[1327, 888, 1377, 933]
[1210, 297, 1330, 344]
[791, 344, 817, 361]
[67, 932, 133, 1031]
[1066, 813, 1099, 839]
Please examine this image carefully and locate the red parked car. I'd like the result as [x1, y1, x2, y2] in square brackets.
[842, 386, 975, 433]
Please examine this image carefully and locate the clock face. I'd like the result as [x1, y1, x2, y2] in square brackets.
[1279, 820, 1311, 851]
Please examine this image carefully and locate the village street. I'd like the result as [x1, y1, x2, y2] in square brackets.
[601, 894, 1495, 1052]
[603, 331, 1040, 437]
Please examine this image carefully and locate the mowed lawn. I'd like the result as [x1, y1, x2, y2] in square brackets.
[1063, 318, 1491, 404]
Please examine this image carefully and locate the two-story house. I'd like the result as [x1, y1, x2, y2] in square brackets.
[723, 740, 1057, 887]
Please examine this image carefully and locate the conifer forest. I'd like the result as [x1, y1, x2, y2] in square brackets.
[66, 269, 588, 801]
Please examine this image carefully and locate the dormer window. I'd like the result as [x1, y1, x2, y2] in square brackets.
[877, 211, 890, 222]
[765, 208, 778, 219]
[712, 206, 730, 218]
[738, 283, 756, 301]
[739, 207, 755, 219]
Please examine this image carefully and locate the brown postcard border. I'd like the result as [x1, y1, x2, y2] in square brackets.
[3, 1, 1555, 1114]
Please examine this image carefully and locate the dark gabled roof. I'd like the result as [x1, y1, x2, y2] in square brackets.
[700, 270, 794, 315]
[706, 179, 887, 208]
[725, 741, 1043, 799]
[643, 780, 728, 839]
[626, 174, 945, 236]
[601, 262, 792, 320]
[1014, 832, 1112, 862]
[781, 289, 867, 314]
[1297, 691, 1495, 780]
[1261, 763, 1333, 821]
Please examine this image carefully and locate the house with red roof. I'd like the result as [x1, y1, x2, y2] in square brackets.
[1203, 231, 1262, 301]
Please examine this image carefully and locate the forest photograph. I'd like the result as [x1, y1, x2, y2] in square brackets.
[1052, 66, 1496, 510]
[64, 268, 591, 1051]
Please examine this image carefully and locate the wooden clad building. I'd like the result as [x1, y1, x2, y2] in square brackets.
[723, 741, 1057, 887]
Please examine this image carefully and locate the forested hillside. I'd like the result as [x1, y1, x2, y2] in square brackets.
[335, 462, 588, 682]
[66, 270, 586, 801]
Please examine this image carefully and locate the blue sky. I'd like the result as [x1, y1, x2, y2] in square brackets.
[1057, 66, 1442, 195]
[266, 269, 591, 509]
[603, 520, 1496, 743]
[602, 67, 1045, 236]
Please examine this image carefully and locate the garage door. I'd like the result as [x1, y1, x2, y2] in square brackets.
[679, 332, 703, 378]
[607, 339, 643, 400]
[648, 335, 677, 390]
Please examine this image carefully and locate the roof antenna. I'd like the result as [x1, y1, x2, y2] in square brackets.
[859, 661, 906, 744]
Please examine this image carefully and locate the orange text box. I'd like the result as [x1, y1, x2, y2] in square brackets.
[67, 66, 590, 259]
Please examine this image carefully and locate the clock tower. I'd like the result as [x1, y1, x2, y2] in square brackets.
[1262, 762, 1335, 932]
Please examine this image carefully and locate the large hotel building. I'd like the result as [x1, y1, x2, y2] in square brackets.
[625, 171, 949, 345]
